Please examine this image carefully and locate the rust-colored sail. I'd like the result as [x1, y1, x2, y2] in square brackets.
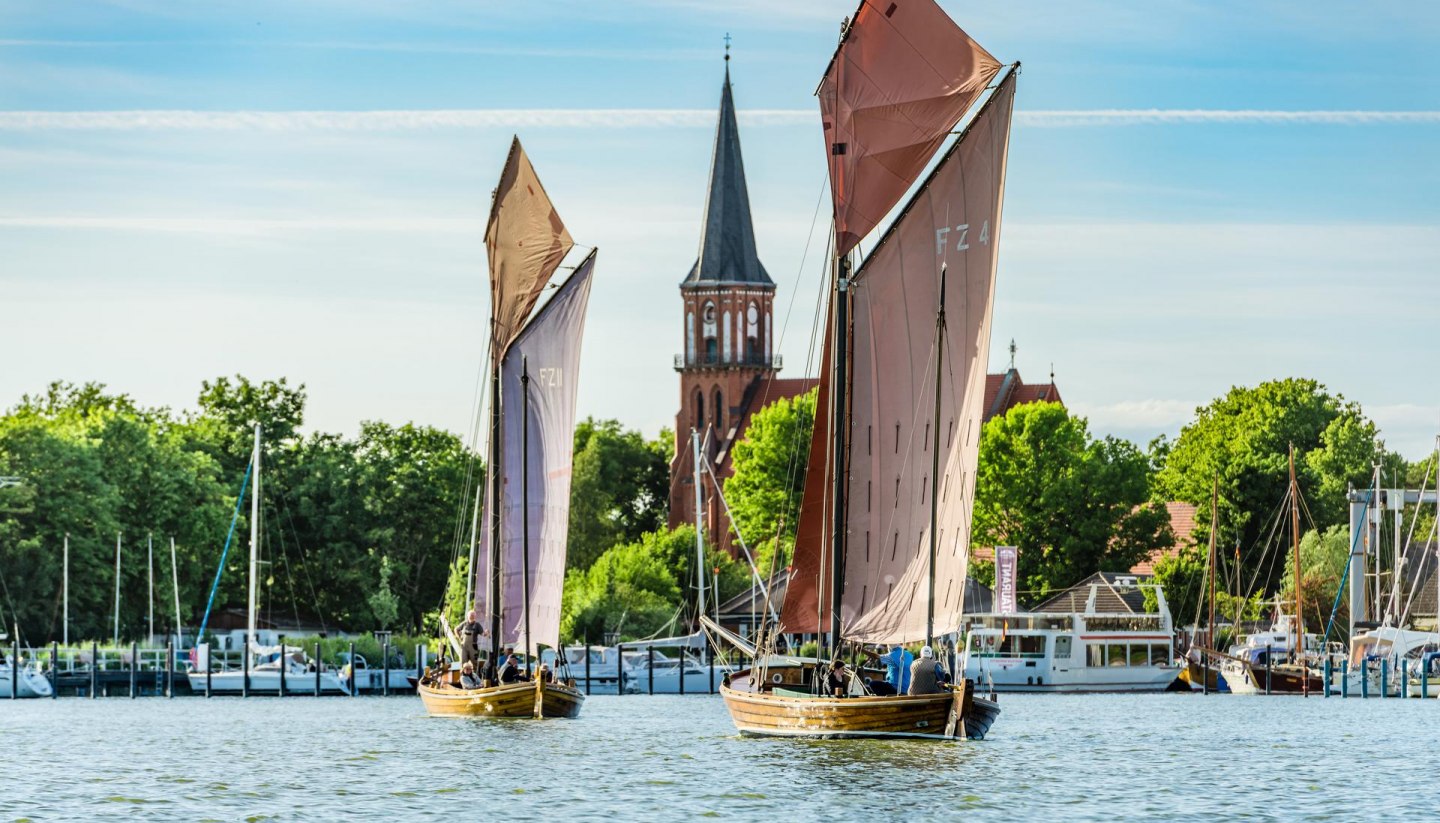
[820, 0, 1001, 255]
[779, 324, 832, 634]
[484, 137, 574, 353]
[840, 69, 1016, 644]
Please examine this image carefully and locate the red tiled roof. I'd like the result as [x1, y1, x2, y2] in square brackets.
[1129, 501, 1200, 575]
[714, 375, 817, 474]
[983, 368, 1062, 422]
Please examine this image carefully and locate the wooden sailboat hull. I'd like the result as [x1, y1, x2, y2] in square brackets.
[720, 678, 998, 741]
[417, 677, 584, 719]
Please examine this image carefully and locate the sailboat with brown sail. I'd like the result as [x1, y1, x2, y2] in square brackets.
[717, 0, 1013, 740]
[419, 138, 594, 718]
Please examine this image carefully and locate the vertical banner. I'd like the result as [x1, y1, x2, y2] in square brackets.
[995, 546, 1018, 614]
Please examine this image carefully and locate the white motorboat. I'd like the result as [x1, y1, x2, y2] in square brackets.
[191, 644, 348, 695]
[0, 656, 53, 698]
[962, 578, 1181, 693]
[544, 645, 732, 694]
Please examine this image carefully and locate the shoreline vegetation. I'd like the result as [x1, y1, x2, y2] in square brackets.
[0, 375, 1433, 650]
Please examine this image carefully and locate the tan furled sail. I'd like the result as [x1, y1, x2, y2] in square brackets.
[485, 137, 575, 354]
[840, 70, 1016, 644]
[820, 0, 1001, 255]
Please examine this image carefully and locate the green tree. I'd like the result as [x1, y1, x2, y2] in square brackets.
[566, 419, 669, 571]
[1155, 378, 1400, 586]
[560, 534, 682, 643]
[973, 402, 1172, 600]
[367, 554, 400, 630]
[1277, 525, 1352, 642]
[724, 388, 816, 555]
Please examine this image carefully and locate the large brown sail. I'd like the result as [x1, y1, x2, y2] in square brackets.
[840, 69, 1016, 644]
[779, 324, 831, 634]
[485, 137, 575, 354]
[820, 0, 1001, 256]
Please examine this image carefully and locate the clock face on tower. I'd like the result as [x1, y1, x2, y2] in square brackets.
[703, 303, 717, 324]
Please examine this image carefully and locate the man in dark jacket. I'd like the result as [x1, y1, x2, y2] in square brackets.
[498, 653, 524, 684]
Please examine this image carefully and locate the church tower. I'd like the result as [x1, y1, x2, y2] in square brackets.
[669, 54, 780, 553]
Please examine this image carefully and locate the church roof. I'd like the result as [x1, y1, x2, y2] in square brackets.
[683, 65, 773, 290]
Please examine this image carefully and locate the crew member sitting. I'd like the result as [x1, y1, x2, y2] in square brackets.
[907, 645, 948, 695]
[498, 653, 524, 684]
[862, 643, 913, 695]
[826, 658, 851, 698]
[459, 660, 483, 690]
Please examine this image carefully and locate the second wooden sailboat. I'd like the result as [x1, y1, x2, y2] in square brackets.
[719, 0, 1014, 740]
[419, 138, 594, 719]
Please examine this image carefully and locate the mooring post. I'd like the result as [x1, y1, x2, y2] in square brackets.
[89, 641, 98, 699]
[617, 645, 625, 695]
[242, 633, 250, 698]
[129, 641, 137, 698]
[679, 647, 686, 696]
[382, 640, 390, 697]
[10, 640, 18, 699]
[1424, 657, 1431, 700]
[648, 647, 655, 695]
[50, 642, 59, 699]
[1264, 655, 1271, 696]
[709, 645, 716, 695]
[314, 642, 322, 696]
[1360, 659, 1369, 699]
[166, 641, 174, 698]
[1324, 657, 1332, 698]
[1381, 658, 1389, 699]
[415, 643, 423, 685]
[349, 641, 357, 697]
[1401, 659, 1409, 699]
[205, 645, 212, 697]
[277, 634, 286, 698]
[1341, 659, 1348, 698]
[1202, 652, 1209, 696]
[584, 644, 591, 696]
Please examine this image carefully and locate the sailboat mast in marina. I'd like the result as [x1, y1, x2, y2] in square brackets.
[419, 137, 594, 719]
[719, 0, 1016, 740]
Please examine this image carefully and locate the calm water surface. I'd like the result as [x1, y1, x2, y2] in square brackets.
[1, 692, 1433, 820]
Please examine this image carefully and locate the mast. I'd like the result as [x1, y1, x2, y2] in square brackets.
[464, 467, 483, 611]
[248, 423, 260, 650]
[692, 429, 707, 628]
[148, 532, 154, 646]
[828, 254, 851, 654]
[1207, 477, 1218, 648]
[1289, 444, 1306, 695]
[170, 536, 182, 647]
[925, 264, 947, 649]
[487, 356, 503, 676]
[62, 533, 69, 647]
[112, 533, 121, 645]
[520, 358, 533, 673]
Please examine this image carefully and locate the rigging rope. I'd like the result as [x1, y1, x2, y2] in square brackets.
[195, 453, 254, 644]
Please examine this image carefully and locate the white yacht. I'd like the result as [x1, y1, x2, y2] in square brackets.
[0, 655, 53, 698]
[962, 574, 1181, 692]
[193, 644, 348, 695]
[544, 644, 732, 694]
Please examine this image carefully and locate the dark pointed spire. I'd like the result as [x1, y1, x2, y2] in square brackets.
[683, 52, 772, 289]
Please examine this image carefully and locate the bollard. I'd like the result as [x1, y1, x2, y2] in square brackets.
[1324, 657, 1332, 698]
[51, 642, 59, 699]
[584, 644, 591, 696]
[315, 642, 322, 697]
[648, 647, 655, 695]
[166, 642, 173, 698]
[129, 641, 137, 698]
[1401, 659, 1409, 699]
[1361, 659, 1369, 699]
[1381, 658, 1389, 699]
[90, 641, 98, 698]
[349, 642, 357, 697]
[382, 641, 390, 698]
[278, 635, 286, 698]
[242, 634, 250, 698]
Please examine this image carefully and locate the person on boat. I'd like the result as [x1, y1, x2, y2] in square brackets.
[862, 643, 913, 694]
[907, 646, 948, 695]
[826, 658, 851, 697]
[457, 610, 485, 669]
[459, 661, 483, 690]
[498, 653, 524, 684]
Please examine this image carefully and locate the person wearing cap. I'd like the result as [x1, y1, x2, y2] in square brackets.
[862, 643, 913, 694]
[498, 653, 524, 684]
[907, 645, 948, 695]
[459, 660, 483, 690]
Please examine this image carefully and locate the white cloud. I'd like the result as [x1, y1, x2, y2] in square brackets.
[1071, 399, 1200, 429]
[1, 108, 1436, 132]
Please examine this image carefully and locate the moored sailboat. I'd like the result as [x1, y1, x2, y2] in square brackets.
[418, 138, 593, 719]
[718, 0, 1015, 741]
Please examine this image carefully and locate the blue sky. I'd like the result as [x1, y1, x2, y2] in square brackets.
[2, 0, 1438, 457]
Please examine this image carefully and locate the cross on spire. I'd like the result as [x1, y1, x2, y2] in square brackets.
[724, 32, 731, 62]
[1009, 338, 1017, 370]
